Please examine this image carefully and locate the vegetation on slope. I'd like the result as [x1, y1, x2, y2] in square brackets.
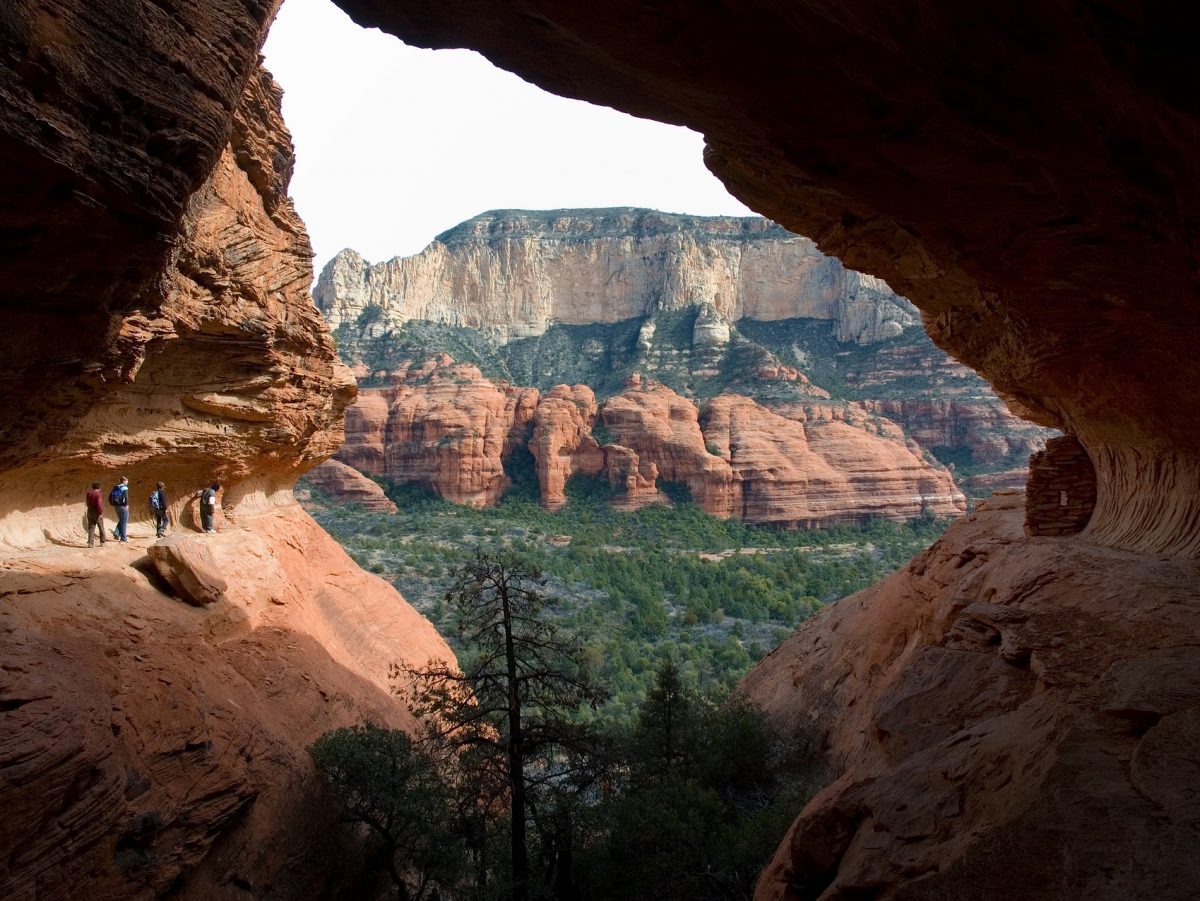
[301, 460, 949, 722]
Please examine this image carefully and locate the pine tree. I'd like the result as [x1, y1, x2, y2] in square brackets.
[397, 552, 605, 901]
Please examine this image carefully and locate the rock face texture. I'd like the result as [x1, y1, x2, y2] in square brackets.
[320, 213, 1052, 486]
[0, 28, 451, 900]
[600, 380, 739, 516]
[0, 64, 355, 547]
[527, 384, 604, 511]
[345, 358, 539, 508]
[860, 398, 1046, 466]
[742, 493, 1200, 898]
[316, 211, 916, 345]
[702, 394, 963, 527]
[0, 0, 284, 479]
[303, 459, 398, 513]
[339, 361, 966, 526]
[0, 507, 450, 901]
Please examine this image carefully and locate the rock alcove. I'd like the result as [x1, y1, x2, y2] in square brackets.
[1, 1, 1197, 899]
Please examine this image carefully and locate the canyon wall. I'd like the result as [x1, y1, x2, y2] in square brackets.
[336, 0, 1199, 558]
[318, 213, 1052, 486]
[743, 493, 1200, 898]
[335, 359, 965, 526]
[315, 210, 916, 345]
[0, 26, 451, 899]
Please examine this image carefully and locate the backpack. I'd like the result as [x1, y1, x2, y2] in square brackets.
[109, 485, 123, 506]
[150, 491, 162, 512]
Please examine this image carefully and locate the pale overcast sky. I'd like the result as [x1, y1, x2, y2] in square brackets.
[262, 0, 754, 274]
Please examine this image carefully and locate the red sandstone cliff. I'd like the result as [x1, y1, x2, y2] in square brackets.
[304, 459, 398, 513]
[336, 363, 965, 525]
[0, 62, 452, 900]
[5, 1, 1200, 898]
[860, 397, 1046, 465]
[324, 3, 1200, 895]
[528, 384, 605, 511]
[338, 357, 539, 508]
[704, 394, 963, 526]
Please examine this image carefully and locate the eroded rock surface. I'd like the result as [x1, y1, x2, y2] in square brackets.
[528, 384, 604, 511]
[345, 358, 539, 508]
[335, 0, 1200, 557]
[743, 495, 1200, 898]
[338, 363, 965, 526]
[0, 0, 283, 477]
[0, 37, 451, 900]
[324, 3, 1200, 896]
[0, 65, 355, 548]
[0, 506, 450, 901]
[303, 459, 398, 513]
[704, 394, 963, 527]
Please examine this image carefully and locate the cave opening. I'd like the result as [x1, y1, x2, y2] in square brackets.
[2, 0, 1198, 898]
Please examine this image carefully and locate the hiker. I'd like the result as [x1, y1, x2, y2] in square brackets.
[198, 482, 220, 533]
[150, 482, 169, 538]
[85, 481, 106, 547]
[109, 476, 130, 543]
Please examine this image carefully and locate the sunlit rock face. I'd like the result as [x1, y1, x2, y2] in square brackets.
[0, 10, 452, 896]
[1, 0, 1197, 898]
[336, 0, 1200, 557]
[0, 61, 355, 547]
[0, 0, 283, 480]
[303, 458, 399, 513]
[315, 210, 916, 345]
[339, 362, 965, 527]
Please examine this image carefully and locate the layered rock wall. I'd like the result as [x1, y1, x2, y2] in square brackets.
[0, 31, 452, 899]
[304, 459, 398, 513]
[328, 2, 1200, 897]
[860, 398, 1047, 465]
[4, 1, 1199, 898]
[0, 0, 284, 479]
[0, 66, 355, 548]
[527, 384, 604, 511]
[743, 494, 1200, 898]
[356, 359, 539, 508]
[339, 362, 966, 526]
[315, 210, 916, 345]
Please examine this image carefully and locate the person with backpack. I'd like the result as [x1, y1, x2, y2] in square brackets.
[85, 481, 106, 548]
[109, 476, 130, 543]
[198, 482, 220, 533]
[150, 482, 169, 538]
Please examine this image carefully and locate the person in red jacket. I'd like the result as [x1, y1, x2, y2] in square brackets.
[85, 481, 106, 547]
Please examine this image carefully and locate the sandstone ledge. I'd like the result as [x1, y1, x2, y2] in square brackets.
[0, 504, 452, 899]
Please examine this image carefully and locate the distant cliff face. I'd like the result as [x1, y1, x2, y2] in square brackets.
[316, 211, 1052, 504]
[314, 209, 917, 346]
[335, 358, 966, 527]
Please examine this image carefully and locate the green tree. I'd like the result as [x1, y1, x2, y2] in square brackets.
[309, 724, 461, 900]
[577, 664, 804, 901]
[629, 658, 696, 775]
[398, 553, 605, 901]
